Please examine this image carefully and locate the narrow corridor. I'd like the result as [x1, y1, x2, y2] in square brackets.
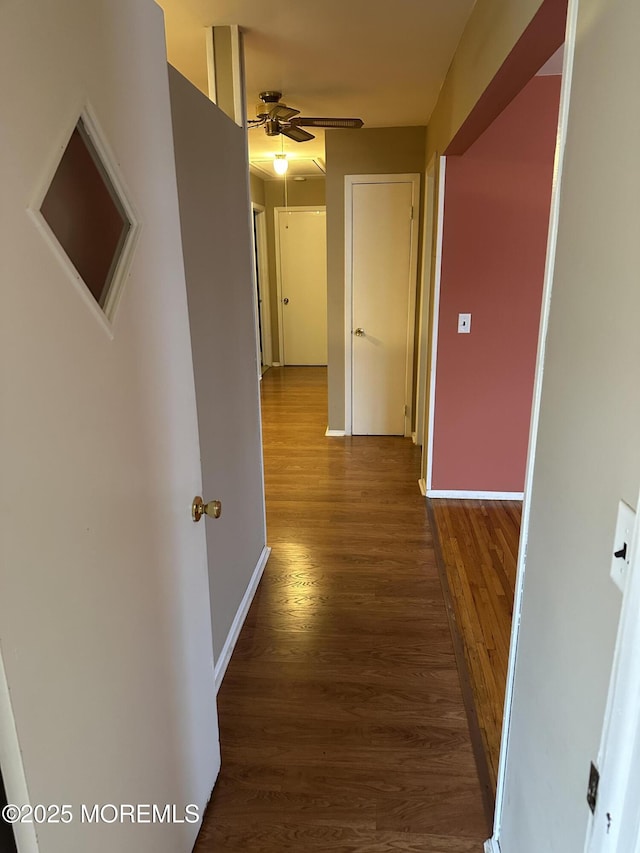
[195, 367, 488, 851]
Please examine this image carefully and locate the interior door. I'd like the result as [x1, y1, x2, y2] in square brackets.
[278, 208, 327, 365]
[0, 3, 219, 852]
[350, 178, 417, 435]
[169, 66, 267, 680]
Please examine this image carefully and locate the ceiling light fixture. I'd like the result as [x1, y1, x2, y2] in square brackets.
[273, 153, 288, 175]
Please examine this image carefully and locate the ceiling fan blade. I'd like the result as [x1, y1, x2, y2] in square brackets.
[280, 125, 315, 143]
[292, 117, 364, 129]
[270, 104, 300, 121]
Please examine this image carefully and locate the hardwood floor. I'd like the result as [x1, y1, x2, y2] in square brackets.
[194, 367, 489, 852]
[428, 499, 521, 792]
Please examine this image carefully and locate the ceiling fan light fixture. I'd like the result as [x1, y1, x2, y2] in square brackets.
[273, 153, 288, 175]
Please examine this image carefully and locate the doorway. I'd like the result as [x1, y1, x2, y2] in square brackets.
[418, 156, 445, 493]
[251, 203, 272, 374]
[414, 156, 438, 451]
[418, 66, 565, 809]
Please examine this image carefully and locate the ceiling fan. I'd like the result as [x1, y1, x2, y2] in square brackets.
[248, 91, 364, 142]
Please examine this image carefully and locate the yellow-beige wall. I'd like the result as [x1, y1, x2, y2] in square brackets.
[325, 127, 427, 430]
[426, 0, 544, 157]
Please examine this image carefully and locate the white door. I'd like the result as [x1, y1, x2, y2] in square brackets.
[0, 3, 219, 852]
[277, 208, 327, 365]
[348, 176, 419, 436]
[585, 489, 640, 853]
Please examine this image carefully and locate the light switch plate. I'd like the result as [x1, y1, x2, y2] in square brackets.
[610, 499, 635, 593]
[458, 313, 471, 333]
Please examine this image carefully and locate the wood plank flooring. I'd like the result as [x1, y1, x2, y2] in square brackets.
[194, 367, 489, 852]
[428, 500, 521, 791]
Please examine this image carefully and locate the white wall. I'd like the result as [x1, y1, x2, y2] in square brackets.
[168, 67, 267, 667]
[499, 0, 640, 849]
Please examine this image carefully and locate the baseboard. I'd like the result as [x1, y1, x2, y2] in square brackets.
[325, 427, 346, 437]
[484, 838, 500, 853]
[427, 489, 524, 500]
[411, 431, 417, 444]
[214, 545, 271, 692]
[418, 478, 427, 496]
[271, 361, 281, 367]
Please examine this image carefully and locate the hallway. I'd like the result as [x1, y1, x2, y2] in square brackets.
[195, 367, 488, 851]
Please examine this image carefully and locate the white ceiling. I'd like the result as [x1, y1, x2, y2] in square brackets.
[159, 0, 476, 170]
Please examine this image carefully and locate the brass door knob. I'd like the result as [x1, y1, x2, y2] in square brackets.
[354, 327, 365, 336]
[192, 496, 222, 522]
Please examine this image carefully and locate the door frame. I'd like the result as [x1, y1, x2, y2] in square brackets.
[489, 1, 578, 846]
[414, 154, 437, 447]
[419, 156, 446, 494]
[251, 202, 273, 371]
[583, 486, 640, 853]
[0, 654, 37, 853]
[274, 204, 327, 366]
[344, 173, 421, 438]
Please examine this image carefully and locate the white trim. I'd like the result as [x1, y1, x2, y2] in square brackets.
[271, 361, 281, 367]
[484, 839, 500, 853]
[205, 27, 217, 103]
[214, 546, 271, 691]
[273, 206, 327, 367]
[249, 203, 263, 380]
[325, 427, 346, 437]
[0, 649, 39, 853]
[344, 183, 353, 434]
[416, 154, 437, 454]
[344, 173, 421, 437]
[492, 0, 579, 842]
[229, 25, 244, 128]
[27, 103, 141, 340]
[274, 206, 285, 365]
[427, 490, 524, 500]
[205, 26, 245, 127]
[251, 203, 273, 368]
[584, 490, 640, 852]
[425, 157, 446, 491]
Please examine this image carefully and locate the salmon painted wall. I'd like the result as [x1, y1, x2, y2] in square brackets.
[431, 74, 561, 492]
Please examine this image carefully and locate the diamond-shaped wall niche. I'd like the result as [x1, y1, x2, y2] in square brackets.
[40, 118, 132, 315]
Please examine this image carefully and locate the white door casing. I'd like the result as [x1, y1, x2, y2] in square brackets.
[345, 174, 420, 437]
[422, 157, 447, 493]
[584, 490, 640, 853]
[252, 203, 273, 370]
[414, 155, 437, 449]
[490, 0, 578, 846]
[0, 2, 219, 851]
[275, 207, 328, 366]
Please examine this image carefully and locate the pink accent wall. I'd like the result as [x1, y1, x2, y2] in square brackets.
[431, 75, 562, 492]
